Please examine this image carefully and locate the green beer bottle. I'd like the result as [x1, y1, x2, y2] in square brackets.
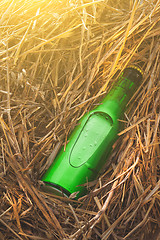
[42, 65, 143, 198]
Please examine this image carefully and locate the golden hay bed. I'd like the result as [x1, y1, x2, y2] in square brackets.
[0, 0, 160, 239]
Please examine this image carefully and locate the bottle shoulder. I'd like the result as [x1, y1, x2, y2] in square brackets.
[93, 99, 122, 120]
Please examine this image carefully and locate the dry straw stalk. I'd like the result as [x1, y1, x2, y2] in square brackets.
[0, 0, 160, 239]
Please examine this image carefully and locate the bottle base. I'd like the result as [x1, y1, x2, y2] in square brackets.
[41, 182, 70, 198]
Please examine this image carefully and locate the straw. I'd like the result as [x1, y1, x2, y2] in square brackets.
[0, 0, 160, 239]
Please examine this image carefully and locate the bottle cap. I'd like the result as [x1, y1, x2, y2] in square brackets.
[126, 64, 144, 76]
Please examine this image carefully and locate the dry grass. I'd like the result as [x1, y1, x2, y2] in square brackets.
[0, 0, 160, 239]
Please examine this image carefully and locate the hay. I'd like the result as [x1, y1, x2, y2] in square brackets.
[0, 0, 160, 239]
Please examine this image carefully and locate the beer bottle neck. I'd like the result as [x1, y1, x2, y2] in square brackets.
[105, 67, 142, 107]
[97, 67, 143, 119]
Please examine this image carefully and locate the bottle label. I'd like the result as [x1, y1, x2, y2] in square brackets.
[69, 112, 113, 168]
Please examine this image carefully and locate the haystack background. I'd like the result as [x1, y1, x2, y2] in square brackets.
[0, 0, 160, 239]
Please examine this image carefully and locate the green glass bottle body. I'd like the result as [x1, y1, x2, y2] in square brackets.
[42, 66, 143, 198]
